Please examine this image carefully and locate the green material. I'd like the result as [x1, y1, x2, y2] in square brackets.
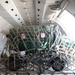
[6, 25, 59, 53]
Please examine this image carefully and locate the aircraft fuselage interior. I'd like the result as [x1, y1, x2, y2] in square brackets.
[0, 0, 75, 74]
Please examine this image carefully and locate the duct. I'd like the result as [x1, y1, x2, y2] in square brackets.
[57, 0, 70, 18]
[46, 0, 70, 22]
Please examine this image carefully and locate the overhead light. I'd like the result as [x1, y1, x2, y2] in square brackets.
[27, 13, 29, 16]
[40, 32, 46, 39]
[25, 9, 28, 11]
[23, 1, 26, 4]
[20, 33, 26, 39]
[29, 17, 30, 19]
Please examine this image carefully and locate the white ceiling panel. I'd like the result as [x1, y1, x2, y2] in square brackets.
[0, 16, 13, 33]
[0, 0, 74, 32]
[0, 4, 23, 27]
[13, 0, 36, 25]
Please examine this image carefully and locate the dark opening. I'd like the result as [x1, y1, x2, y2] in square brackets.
[18, 18, 20, 20]
[38, 14, 39, 16]
[38, 9, 40, 11]
[38, 18, 39, 20]
[15, 14, 17, 16]
[11, 9, 14, 11]
[38, 1, 40, 4]
[55, 1, 60, 3]
[5, 1, 8, 4]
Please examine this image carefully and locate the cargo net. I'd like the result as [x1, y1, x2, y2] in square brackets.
[58, 36, 75, 72]
[5, 24, 61, 53]
[1, 24, 75, 74]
